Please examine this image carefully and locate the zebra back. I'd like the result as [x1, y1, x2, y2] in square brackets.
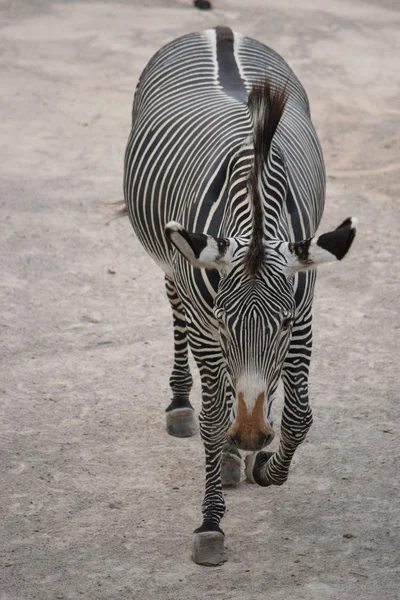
[124, 28, 325, 275]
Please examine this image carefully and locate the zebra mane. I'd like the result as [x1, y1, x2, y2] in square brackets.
[245, 81, 287, 277]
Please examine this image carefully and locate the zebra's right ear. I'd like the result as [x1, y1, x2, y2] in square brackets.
[165, 221, 233, 271]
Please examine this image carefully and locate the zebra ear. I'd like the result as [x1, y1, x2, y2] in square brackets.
[165, 221, 233, 270]
[282, 217, 357, 274]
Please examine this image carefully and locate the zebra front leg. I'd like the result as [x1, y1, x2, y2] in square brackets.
[246, 316, 313, 486]
[164, 276, 196, 437]
[192, 415, 228, 565]
[245, 376, 312, 486]
[192, 357, 231, 565]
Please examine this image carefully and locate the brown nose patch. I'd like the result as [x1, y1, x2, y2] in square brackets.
[228, 391, 273, 445]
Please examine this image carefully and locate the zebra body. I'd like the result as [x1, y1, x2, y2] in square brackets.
[123, 27, 356, 565]
[125, 29, 323, 270]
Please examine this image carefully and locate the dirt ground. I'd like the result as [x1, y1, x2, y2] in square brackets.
[0, 0, 399, 598]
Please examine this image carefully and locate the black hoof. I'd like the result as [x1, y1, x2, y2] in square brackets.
[192, 521, 225, 566]
[166, 407, 197, 437]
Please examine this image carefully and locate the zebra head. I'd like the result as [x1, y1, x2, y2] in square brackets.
[165, 81, 357, 452]
[165, 216, 356, 451]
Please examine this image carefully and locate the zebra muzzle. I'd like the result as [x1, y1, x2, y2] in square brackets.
[226, 391, 275, 451]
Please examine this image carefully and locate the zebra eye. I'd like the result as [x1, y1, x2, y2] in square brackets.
[281, 311, 294, 330]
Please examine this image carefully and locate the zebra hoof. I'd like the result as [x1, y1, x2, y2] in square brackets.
[166, 408, 197, 438]
[221, 452, 241, 487]
[191, 531, 225, 566]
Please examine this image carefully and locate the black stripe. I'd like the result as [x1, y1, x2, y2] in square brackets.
[215, 27, 247, 104]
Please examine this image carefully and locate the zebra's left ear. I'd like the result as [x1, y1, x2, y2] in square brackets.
[165, 221, 234, 270]
[282, 217, 357, 275]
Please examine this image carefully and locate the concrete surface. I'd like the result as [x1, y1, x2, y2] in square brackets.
[0, 0, 399, 598]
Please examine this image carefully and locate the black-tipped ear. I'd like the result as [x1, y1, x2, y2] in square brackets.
[281, 217, 357, 273]
[317, 217, 357, 260]
[165, 222, 208, 262]
[165, 221, 233, 270]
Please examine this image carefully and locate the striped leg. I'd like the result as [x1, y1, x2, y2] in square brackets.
[164, 276, 196, 437]
[245, 310, 313, 486]
[190, 340, 231, 565]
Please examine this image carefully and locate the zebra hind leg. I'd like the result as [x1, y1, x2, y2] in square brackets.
[164, 276, 197, 438]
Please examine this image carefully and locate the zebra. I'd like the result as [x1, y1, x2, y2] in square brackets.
[122, 26, 357, 565]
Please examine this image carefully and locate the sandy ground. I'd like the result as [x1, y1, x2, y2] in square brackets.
[0, 0, 399, 598]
